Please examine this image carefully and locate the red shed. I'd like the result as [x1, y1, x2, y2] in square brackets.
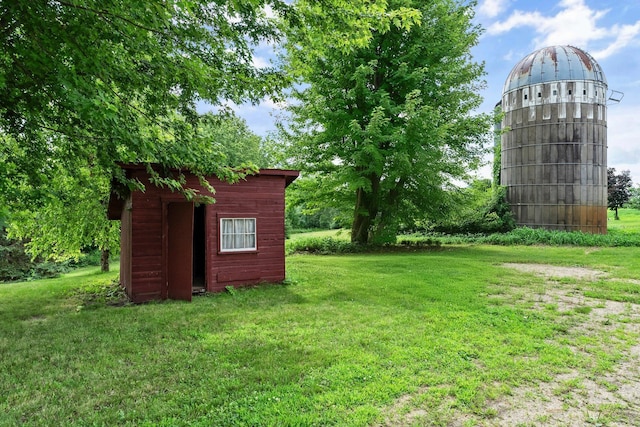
[107, 165, 298, 303]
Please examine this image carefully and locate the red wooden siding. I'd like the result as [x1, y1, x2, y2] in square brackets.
[119, 195, 132, 297]
[108, 166, 298, 302]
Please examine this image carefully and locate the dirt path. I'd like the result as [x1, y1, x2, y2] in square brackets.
[382, 263, 640, 426]
[484, 264, 640, 426]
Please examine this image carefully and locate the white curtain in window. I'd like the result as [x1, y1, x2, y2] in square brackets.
[246, 219, 256, 248]
[222, 219, 234, 249]
[233, 219, 244, 248]
[221, 218, 256, 251]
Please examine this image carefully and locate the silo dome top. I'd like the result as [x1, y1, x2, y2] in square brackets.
[503, 45, 607, 93]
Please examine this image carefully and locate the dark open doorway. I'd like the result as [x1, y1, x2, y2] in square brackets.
[192, 204, 206, 292]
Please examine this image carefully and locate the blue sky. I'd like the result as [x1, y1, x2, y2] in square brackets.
[201, 0, 640, 184]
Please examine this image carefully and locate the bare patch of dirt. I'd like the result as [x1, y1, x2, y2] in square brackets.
[501, 263, 608, 281]
[380, 263, 640, 426]
[480, 263, 640, 426]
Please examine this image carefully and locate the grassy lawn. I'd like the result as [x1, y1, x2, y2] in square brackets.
[608, 207, 640, 233]
[2, 244, 640, 425]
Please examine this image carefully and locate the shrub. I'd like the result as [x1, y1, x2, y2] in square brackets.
[286, 237, 360, 255]
[428, 227, 640, 247]
[286, 235, 445, 255]
[0, 228, 101, 282]
[433, 185, 515, 234]
[628, 186, 640, 209]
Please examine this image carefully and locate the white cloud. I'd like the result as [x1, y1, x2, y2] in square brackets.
[487, 10, 544, 35]
[478, 0, 510, 18]
[252, 55, 271, 69]
[591, 21, 640, 58]
[262, 4, 277, 19]
[487, 0, 640, 58]
[501, 49, 516, 61]
[261, 97, 288, 110]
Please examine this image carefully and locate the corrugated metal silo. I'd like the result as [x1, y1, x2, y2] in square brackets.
[500, 45, 608, 234]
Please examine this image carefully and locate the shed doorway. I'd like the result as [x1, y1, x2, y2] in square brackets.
[165, 202, 207, 301]
[192, 204, 206, 293]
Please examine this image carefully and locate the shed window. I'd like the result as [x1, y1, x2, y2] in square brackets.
[220, 218, 256, 252]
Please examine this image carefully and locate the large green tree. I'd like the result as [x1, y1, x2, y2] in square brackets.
[284, 0, 491, 243]
[198, 113, 273, 168]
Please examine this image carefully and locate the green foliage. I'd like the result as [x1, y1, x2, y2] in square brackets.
[282, 201, 637, 255]
[286, 232, 443, 255]
[284, 0, 491, 244]
[627, 185, 640, 209]
[290, 1, 422, 54]
[492, 106, 504, 186]
[1, 1, 288, 155]
[493, 142, 502, 187]
[0, 231, 69, 282]
[0, 228, 52, 282]
[421, 226, 640, 247]
[400, 208, 640, 247]
[607, 168, 633, 220]
[0, 227, 101, 282]
[197, 113, 270, 168]
[4, 149, 121, 261]
[286, 205, 347, 230]
[0, 1, 292, 260]
[288, 228, 350, 241]
[431, 183, 515, 234]
[285, 176, 352, 231]
[286, 236, 360, 255]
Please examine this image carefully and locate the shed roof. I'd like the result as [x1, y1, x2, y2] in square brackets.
[107, 165, 299, 220]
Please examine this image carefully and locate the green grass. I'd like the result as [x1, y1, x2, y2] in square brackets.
[2, 246, 640, 425]
[608, 207, 640, 232]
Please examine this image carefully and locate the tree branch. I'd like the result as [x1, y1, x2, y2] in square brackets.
[56, 0, 169, 36]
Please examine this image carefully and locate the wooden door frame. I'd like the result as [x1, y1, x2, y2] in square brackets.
[162, 199, 194, 301]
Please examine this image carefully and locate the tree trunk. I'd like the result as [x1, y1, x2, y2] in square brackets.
[614, 207, 620, 220]
[373, 180, 404, 243]
[351, 175, 380, 244]
[100, 249, 110, 272]
[351, 192, 372, 244]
